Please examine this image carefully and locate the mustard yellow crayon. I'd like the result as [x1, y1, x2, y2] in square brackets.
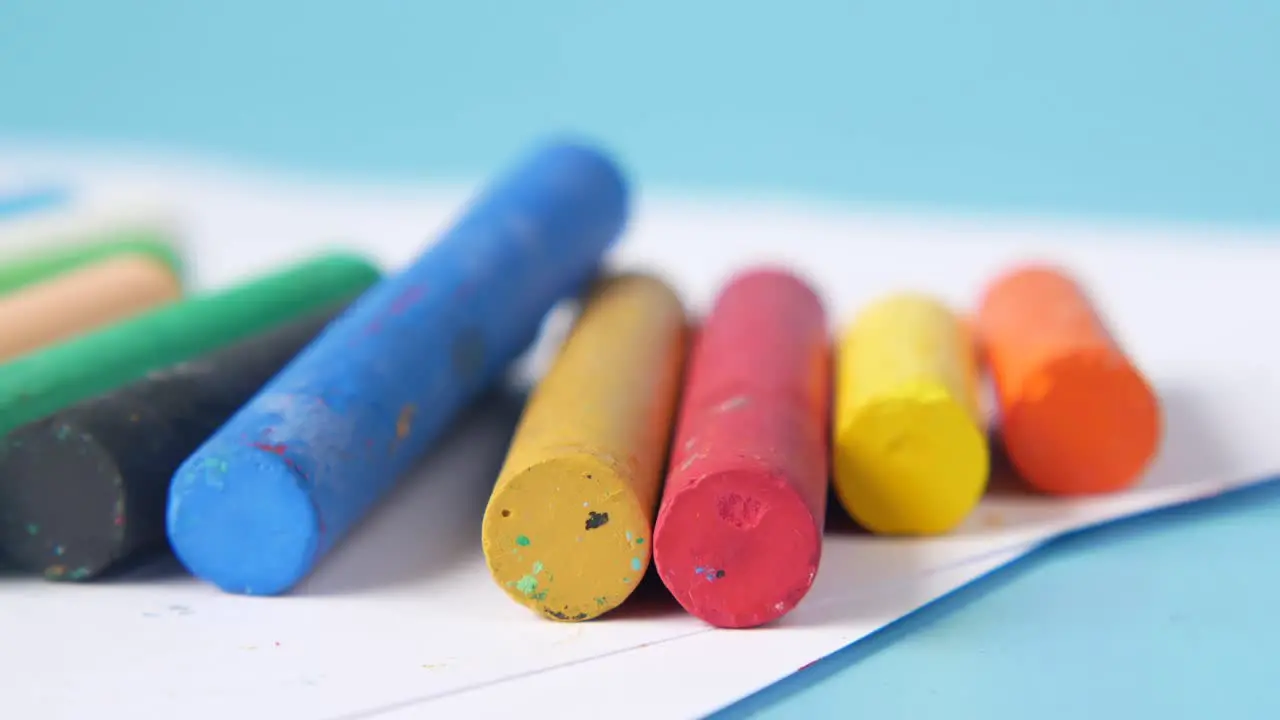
[482, 273, 688, 622]
[832, 293, 988, 535]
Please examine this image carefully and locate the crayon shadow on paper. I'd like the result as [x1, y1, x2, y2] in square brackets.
[296, 385, 529, 596]
[721, 474, 1280, 718]
[4, 386, 529, 590]
[773, 494, 933, 628]
[966, 381, 1234, 535]
[779, 381, 1232, 628]
[602, 562, 685, 621]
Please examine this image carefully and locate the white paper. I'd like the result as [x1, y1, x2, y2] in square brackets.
[0, 147, 1276, 720]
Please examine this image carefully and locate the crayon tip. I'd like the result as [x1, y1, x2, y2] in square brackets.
[168, 442, 320, 596]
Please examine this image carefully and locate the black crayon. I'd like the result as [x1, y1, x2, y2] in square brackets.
[0, 300, 353, 581]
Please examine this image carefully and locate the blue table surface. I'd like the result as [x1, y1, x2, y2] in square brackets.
[3, 2, 1279, 717]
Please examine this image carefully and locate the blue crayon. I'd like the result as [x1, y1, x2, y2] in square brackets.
[166, 140, 630, 596]
[0, 186, 69, 219]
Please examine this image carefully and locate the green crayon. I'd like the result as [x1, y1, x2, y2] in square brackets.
[0, 251, 380, 435]
[0, 228, 187, 295]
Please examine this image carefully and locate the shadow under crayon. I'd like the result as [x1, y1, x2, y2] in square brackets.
[774, 489, 937, 629]
[967, 380, 1234, 535]
[783, 379, 1236, 628]
[602, 560, 685, 622]
[718, 475, 1280, 718]
[296, 384, 529, 596]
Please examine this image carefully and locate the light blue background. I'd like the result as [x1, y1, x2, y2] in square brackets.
[3, 1, 1279, 717]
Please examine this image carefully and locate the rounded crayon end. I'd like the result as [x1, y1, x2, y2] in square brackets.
[655, 467, 822, 629]
[520, 138, 631, 229]
[482, 454, 651, 622]
[834, 386, 989, 536]
[1002, 349, 1162, 496]
[0, 421, 127, 581]
[723, 265, 825, 309]
[167, 443, 321, 596]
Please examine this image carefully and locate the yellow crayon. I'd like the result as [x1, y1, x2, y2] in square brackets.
[832, 292, 988, 535]
[482, 272, 688, 622]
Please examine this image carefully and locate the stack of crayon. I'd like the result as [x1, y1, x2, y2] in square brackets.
[0, 140, 1162, 633]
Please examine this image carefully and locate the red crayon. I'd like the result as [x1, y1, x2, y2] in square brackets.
[653, 267, 831, 629]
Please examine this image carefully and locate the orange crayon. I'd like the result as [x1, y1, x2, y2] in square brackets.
[975, 264, 1161, 495]
[0, 253, 182, 363]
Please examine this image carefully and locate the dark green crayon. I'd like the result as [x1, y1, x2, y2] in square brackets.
[0, 228, 187, 295]
[0, 301, 353, 580]
[0, 251, 381, 437]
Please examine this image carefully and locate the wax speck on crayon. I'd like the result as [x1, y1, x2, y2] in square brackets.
[54, 545, 65, 556]
[715, 395, 749, 413]
[585, 511, 609, 530]
[543, 607, 589, 621]
[694, 566, 726, 582]
[677, 452, 706, 473]
[515, 575, 538, 596]
[55, 425, 71, 440]
[635, 536, 644, 544]
[630, 557, 642, 572]
[25, 523, 38, 535]
[250, 441, 305, 477]
[389, 285, 426, 314]
[515, 535, 531, 546]
[199, 457, 229, 473]
[395, 404, 416, 441]
[625, 530, 633, 542]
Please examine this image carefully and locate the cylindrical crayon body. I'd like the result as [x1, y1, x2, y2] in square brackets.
[976, 265, 1161, 495]
[0, 253, 380, 437]
[167, 141, 630, 597]
[832, 293, 988, 535]
[482, 273, 687, 622]
[653, 268, 830, 629]
[0, 302, 349, 581]
[0, 229, 185, 295]
[0, 253, 182, 363]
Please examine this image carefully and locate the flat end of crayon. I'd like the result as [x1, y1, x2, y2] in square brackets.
[482, 455, 651, 622]
[654, 468, 822, 629]
[1002, 350, 1162, 495]
[833, 388, 989, 535]
[0, 421, 127, 581]
[167, 442, 321, 596]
